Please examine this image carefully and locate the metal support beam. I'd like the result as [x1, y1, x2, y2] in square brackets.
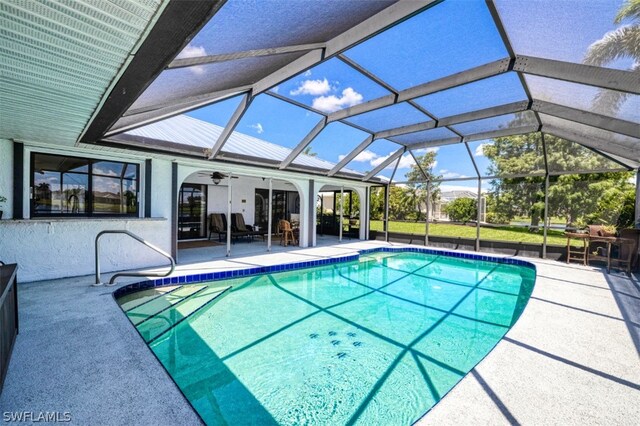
[388, 152, 403, 183]
[268, 178, 273, 251]
[280, 117, 327, 169]
[409, 149, 429, 181]
[363, 147, 404, 181]
[339, 186, 344, 242]
[328, 135, 374, 176]
[80, 0, 225, 143]
[425, 182, 431, 246]
[464, 125, 540, 142]
[329, 58, 511, 122]
[384, 184, 390, 242]
[543, 125, 640, 161]
[514, 55, 640, 95]
[438, 101, 529, 127]
[463, 140, 482, 251]
[226, 173, 232, 257]
[541, 133, 549, 258]
[408, 137, 462, 152]
[476, 178, 481, 251]
[375, 120, 436, 140]
[210, 92, 253, 158]
[252, 1, 437, 95]
[168, 43, 326, 69]
[533, 100, 640, 138]
[543, 174, 550, 258]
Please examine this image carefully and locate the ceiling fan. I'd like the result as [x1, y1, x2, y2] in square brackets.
[197, 171, 238, 185]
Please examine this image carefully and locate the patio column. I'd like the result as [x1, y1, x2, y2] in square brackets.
[226, 173, 232, 257]
[308, 179, 315, 247]
[171, 162, 178, 260]
[267, 178, 272, 252]
[339, 186, 344, 242]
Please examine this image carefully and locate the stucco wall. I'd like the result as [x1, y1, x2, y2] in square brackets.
[0, 142, 173, 282]
[0, 218, 170, 282]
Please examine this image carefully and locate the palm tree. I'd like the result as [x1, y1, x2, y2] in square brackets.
[583, 0, 639, 114]
[302, 146, 317, 157]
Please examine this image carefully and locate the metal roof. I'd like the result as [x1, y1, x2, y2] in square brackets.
[121, 114, 363, 175]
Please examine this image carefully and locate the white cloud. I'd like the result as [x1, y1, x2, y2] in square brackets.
[175, 44, 207, 75]
[438, 168, 469, 179]
[290, 78, 331, 96]
[303, 70, 312, 77]
[249, 123, 264, 134]
[271, 85, 280, 94]
[311, 87, 363, 113]
[338, 149, 378, 163]
[474, 143, 488, 157]
[413, 147, 440, 155]
[176, 44, 206, 59]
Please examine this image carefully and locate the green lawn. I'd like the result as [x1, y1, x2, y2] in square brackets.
[370, 220, 567, 245]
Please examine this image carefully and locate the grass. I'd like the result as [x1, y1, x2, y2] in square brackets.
[370, 220, 567, 245]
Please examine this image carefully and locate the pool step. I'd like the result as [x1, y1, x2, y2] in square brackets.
[126, 285, 207, 326]
[119, 285, 181, 312]
[138, 286, 232, 343]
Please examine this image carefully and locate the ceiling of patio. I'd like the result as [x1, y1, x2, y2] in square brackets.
[2, 0, 638, 183]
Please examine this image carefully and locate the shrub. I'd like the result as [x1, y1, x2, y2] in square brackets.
[443, 197, 477, 224]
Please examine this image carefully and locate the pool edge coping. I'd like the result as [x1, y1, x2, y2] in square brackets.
[113, 247, 536, 300]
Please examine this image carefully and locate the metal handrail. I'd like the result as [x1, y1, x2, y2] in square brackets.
[94, 230, 175, 287]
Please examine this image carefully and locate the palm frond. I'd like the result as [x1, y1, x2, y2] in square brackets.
[614, 0, 640, 23]
[591, 63, 639, 117]
[583, 25, 640, 66]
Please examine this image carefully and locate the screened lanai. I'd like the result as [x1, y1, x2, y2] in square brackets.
[73, 0, 639, 260]
[84, 0, 638, 180]
[4, 0, 637, 251]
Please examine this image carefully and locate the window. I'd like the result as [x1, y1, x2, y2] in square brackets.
[31, 153, 139, 217]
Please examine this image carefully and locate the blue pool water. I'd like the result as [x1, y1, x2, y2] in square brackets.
[117, 250, 535, 425]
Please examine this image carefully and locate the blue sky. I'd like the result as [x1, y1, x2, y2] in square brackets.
[182, 0, 636, 182]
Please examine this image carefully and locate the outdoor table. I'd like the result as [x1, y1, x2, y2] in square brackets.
[565, 232, 635, 272]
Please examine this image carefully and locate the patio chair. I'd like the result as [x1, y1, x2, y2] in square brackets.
[208, 213, 225, 241]
[231, 213, 262, 241]
[209, 213, 249, 243]
[279, 219, 297, 247]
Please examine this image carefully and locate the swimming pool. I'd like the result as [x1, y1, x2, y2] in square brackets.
[116, 249, 535, 425]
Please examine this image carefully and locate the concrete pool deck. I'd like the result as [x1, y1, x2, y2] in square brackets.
[1, 241, 638, 425]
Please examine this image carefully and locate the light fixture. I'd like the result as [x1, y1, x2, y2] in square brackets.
[212, 178, 221, 185]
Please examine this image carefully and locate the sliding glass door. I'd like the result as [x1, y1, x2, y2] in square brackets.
[178, 184, 207, 240]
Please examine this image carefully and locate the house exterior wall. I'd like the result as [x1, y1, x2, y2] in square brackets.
[0, 140, 173, 282]
[0, 139, 371, 282]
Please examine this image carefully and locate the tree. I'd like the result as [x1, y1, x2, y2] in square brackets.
[302, 146, 317, 157]
[584, 0, 640, 113]
[404, 150, 441, 221]
[368, 150, 440, 222]
[483, 133, 545, 229]
[444, 197, 477, 224]
[484, 132, 634, 229]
